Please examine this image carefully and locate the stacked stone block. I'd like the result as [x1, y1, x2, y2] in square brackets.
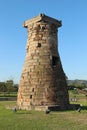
[17, 14, 69, 110]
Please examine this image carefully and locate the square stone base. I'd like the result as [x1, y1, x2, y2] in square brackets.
[17, 104, 80, 111]
[31, 104, 80, 111]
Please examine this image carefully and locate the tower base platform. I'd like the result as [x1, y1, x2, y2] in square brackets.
[17, 104, 80, 111]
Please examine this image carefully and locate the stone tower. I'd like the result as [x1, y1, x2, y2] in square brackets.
[17, 14, 69, 111]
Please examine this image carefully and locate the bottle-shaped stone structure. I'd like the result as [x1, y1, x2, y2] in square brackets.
[17, 14, 69, 111]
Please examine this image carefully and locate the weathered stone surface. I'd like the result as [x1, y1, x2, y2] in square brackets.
[17, 14, 69, 111]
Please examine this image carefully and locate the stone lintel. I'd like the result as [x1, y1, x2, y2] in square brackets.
[23, 13, 62, 28]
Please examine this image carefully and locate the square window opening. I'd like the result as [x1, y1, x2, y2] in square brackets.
[52, 56, 58, 67]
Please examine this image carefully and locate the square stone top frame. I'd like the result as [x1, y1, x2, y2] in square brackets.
[23, 14, 62, 28]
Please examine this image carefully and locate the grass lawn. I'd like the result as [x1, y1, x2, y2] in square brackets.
[0, 101, 87, 130]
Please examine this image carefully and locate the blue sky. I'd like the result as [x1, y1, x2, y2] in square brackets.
[0, 0, 87, 83]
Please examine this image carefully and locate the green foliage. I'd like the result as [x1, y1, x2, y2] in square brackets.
[68, 83, 87, 90]
[68, 85, 75, 90]
[75, 84, 86, 89]
[0, 82, 7, 92]
[68, 80, 87, 86]
[68, 80, 87, 90]
[0, 80, 18, 94]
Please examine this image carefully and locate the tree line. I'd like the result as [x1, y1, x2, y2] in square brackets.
[68, 82, 87, 90]
[0, 80, 18, 94]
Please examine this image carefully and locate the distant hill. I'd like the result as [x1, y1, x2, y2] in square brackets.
[67, 79, 87, 86]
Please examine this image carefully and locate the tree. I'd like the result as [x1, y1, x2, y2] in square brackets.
[0, 82, 7, 96]
[5, 80, 14, 94]
[13, 84, 18, 92]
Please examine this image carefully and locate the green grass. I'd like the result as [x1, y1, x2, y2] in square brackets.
[0, 101, 87, 130]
